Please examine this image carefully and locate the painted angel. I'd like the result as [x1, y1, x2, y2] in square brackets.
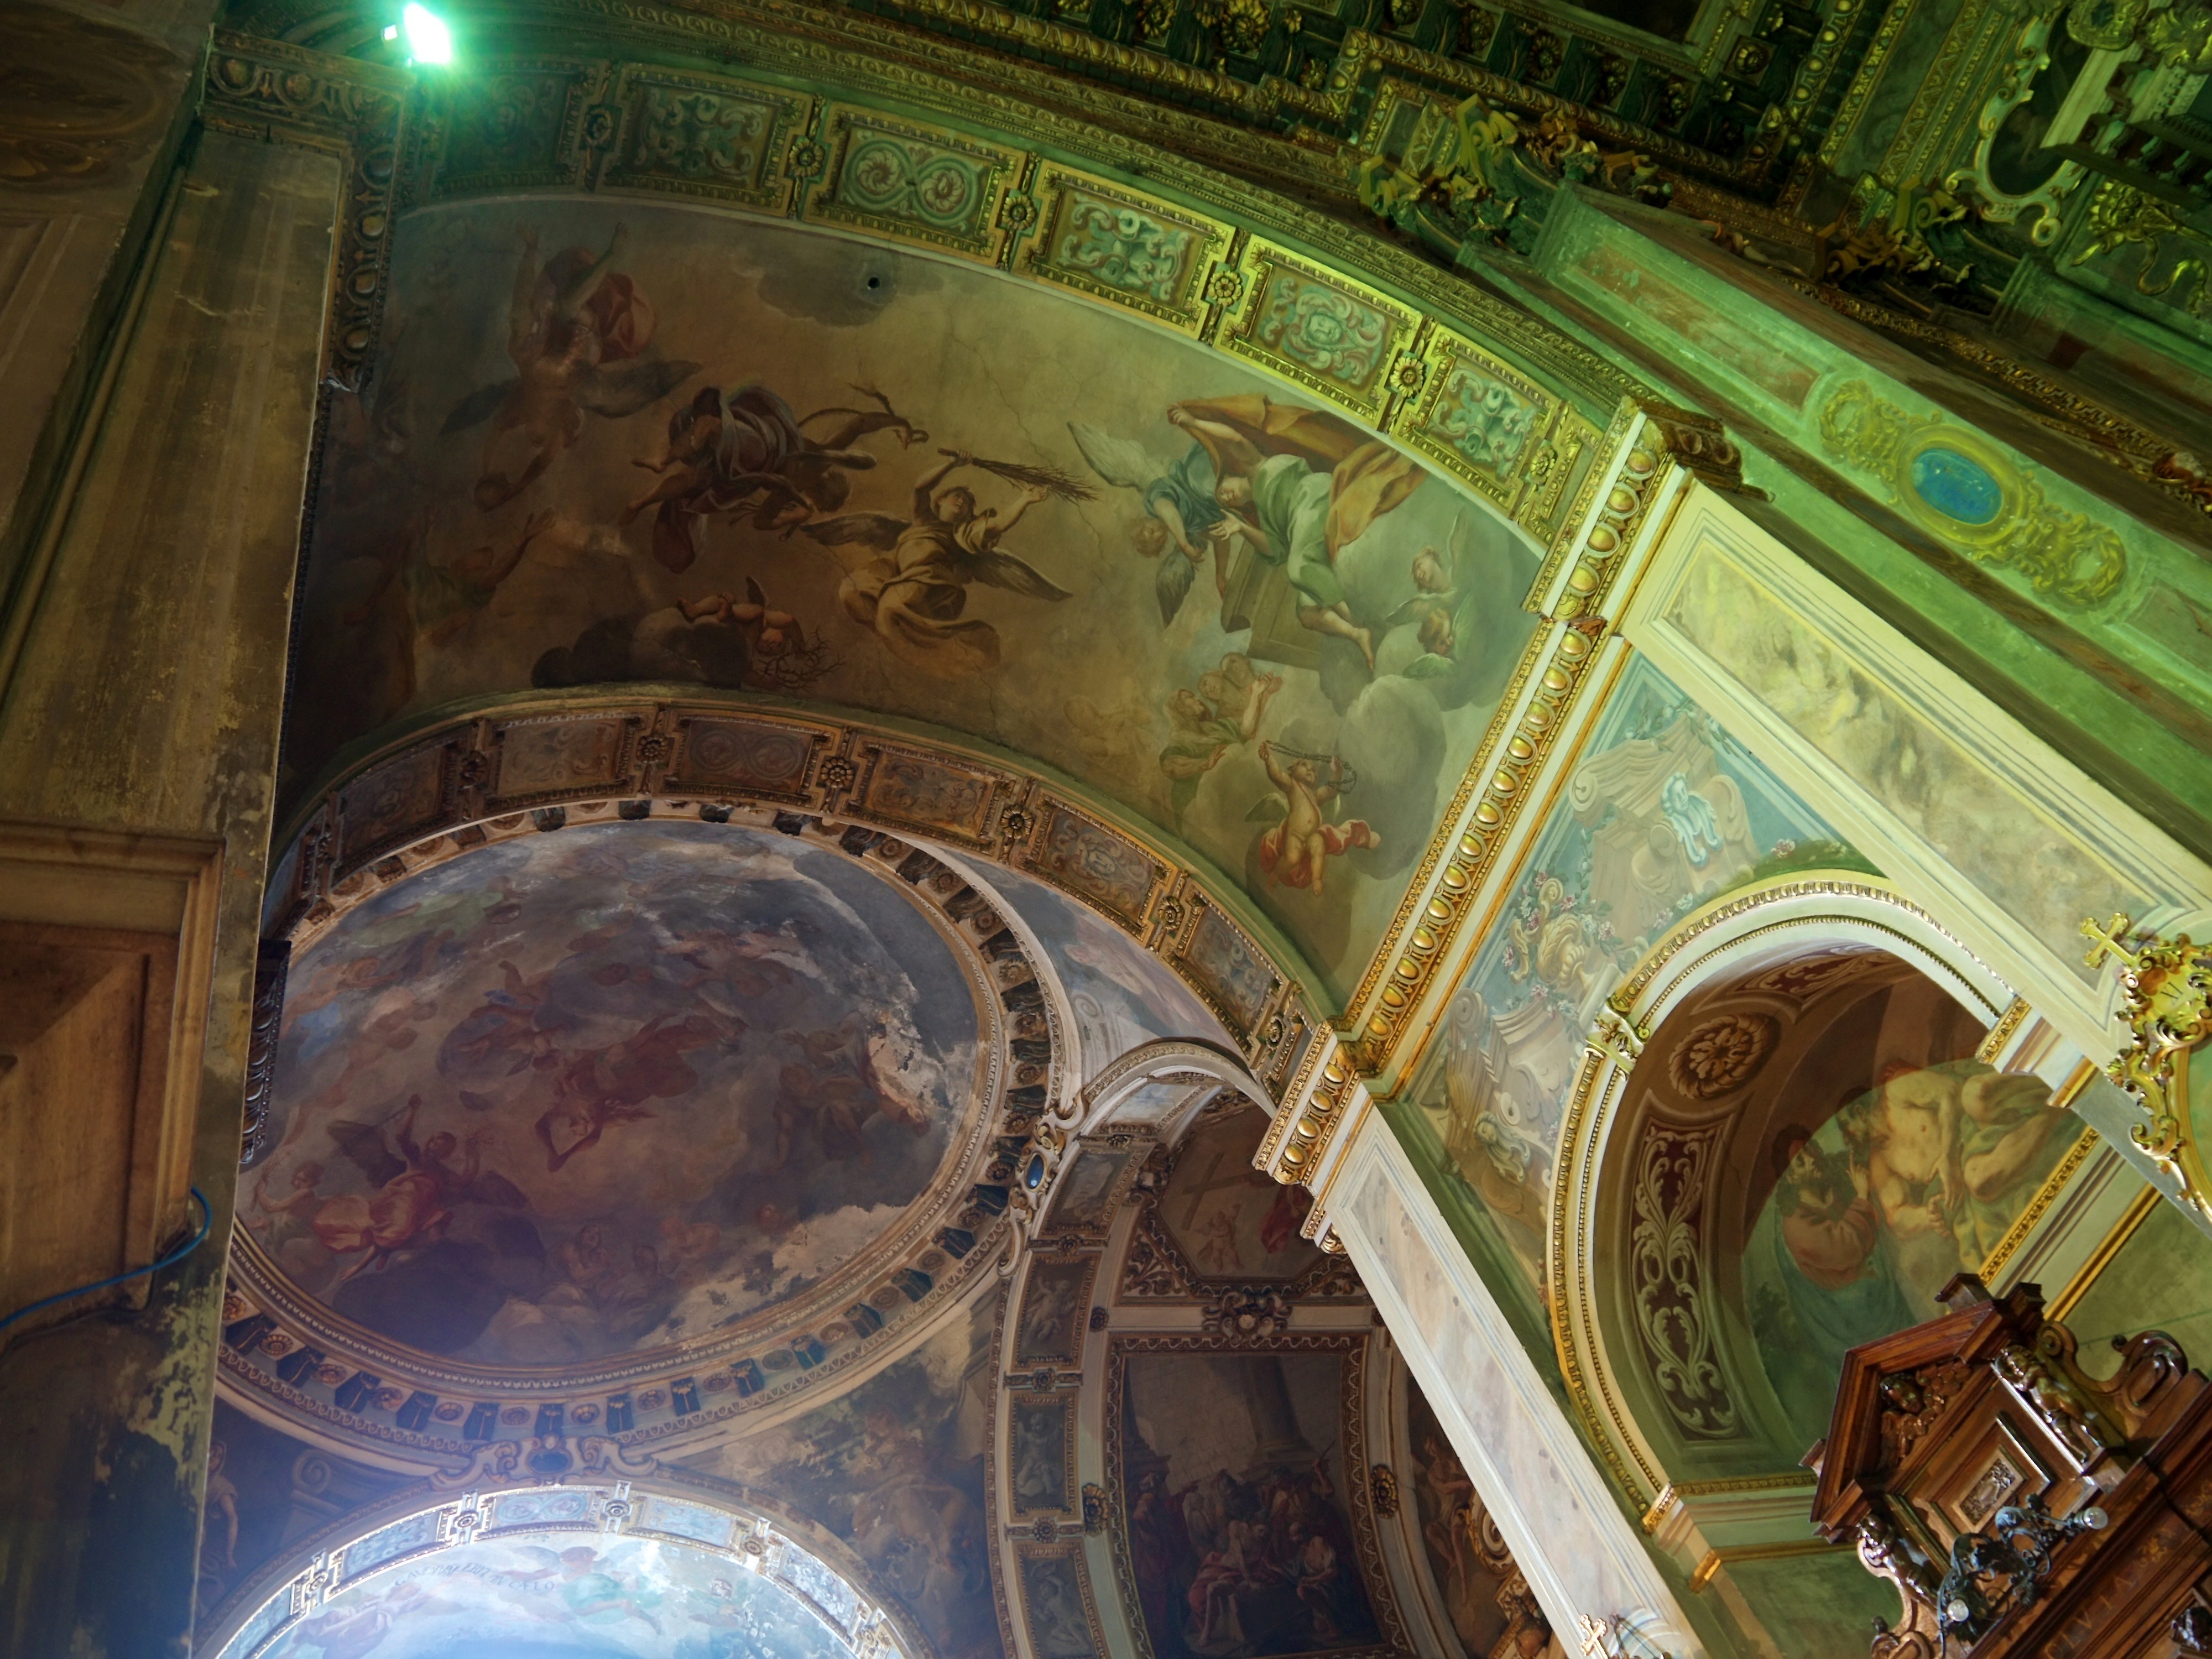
[799, 450, 1072, 679]
[1379, 513, 1478, 680]
[1157, 653, 1281, 815]
[1067, 420, 1230, 624]
[1167, 396, 1427, 671]
[1249, 740, 1380, 895]
[310, 1097, 525, 1281]
[440, 224, 701, 510]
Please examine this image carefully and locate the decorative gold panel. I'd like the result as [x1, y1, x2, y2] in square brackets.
[1016, 165, 1232, 336]
[602, 65, 811, 212]
[1217, 240, 1421, 424]
[806, 106, 1020, 264]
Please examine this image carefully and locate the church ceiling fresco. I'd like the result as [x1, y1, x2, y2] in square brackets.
[674, 1286, 1003, 1659]
[1151, 1107, 1322, 1287]
[981, 859, 1234, 1073]
[286, 199, 1547, 1001]
[1112, 1339, 1395, 1659]
[1396, 654, 1861, 1328]
[1735, 984, 2081, 1452]
[252, 1526, 848, 1659]
[247, 819, 978, 1368]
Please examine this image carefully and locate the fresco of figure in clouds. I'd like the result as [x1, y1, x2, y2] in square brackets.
[441, 223, 701, 510]
[248, 822, 976, 1366]
[1167, 397, 1425, 674]
[535, 573, 838, 695]
[1251, 740, 1380, 896]
[1158, 653, 1282, 816]
[625, 380, 928, 572]
[281, 205, 1546, 1000]
[799, 447, 1086, 679]
[1070, 419, 1236, 625]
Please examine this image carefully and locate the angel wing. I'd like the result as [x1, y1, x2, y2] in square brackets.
[798, 512, 908, 552]
[964, 549, 1072, 601]
[1382, 594, 1443, 632]
[575, 357, 702, 419]
[1156, 547, 1197, 625]
[325, 1120, 405, 1188]
[1068, 422, 1171, 493]
[439, 379, 518, 435]
[1244, 795, 1289, 825]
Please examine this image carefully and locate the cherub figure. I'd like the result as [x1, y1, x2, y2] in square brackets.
[1253, 740, 1380, 895]
[800, 450, 1072, 679]
[441, 225, 700, 510]
[1157, 652, 1282, 810]
[249, 1160, 327, 1254]
[661, 577, 835, 691]
[1380, 513, 1477, 679]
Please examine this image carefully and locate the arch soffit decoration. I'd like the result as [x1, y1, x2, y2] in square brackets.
[1546, 873, 2021, 1510]
[267, 689, 1314, 1072]
[206, 12, 1743, 1090]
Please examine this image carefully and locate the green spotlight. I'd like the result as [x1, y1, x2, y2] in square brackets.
[400, 3, 453, 64]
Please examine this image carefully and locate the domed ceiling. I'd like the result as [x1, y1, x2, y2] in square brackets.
[248, 1527, 848, 1659]
[247, 819, 980, 1368]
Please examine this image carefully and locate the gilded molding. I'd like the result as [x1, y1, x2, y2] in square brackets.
[2085, 915, 2212, 1219]
[1337, 415, 1693, 1070]
[1973, 1126, 2102, 1285]
[1974, 995, 2037, 1062]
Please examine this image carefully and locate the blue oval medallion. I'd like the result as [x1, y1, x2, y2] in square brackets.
[1024, 1152, 1046, 1190]
[1910, 446, 2004, 526]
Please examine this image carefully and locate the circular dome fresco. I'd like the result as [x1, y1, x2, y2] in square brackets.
[210, 1486, 898, 1659]
[239, 818, 990, 1371]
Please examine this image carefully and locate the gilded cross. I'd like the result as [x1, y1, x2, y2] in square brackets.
[2081, 912, 2142, 972]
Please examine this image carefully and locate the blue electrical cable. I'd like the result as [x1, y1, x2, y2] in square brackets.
[0, 1187, 213, 1338]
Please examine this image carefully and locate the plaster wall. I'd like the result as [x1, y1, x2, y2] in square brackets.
[0, 128, 335, 1657]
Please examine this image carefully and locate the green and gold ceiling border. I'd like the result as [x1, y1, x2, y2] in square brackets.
[200, 5, 1654, 424]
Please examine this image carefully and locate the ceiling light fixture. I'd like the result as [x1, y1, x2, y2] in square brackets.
[398, 3, 453, 65]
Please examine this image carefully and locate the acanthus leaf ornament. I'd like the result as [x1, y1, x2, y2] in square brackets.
[2084, 914, 2212, 1215]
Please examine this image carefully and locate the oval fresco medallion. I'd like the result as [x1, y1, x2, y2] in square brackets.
[1907, 444, 2005, 527]
[246, 820, 983, 1366]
